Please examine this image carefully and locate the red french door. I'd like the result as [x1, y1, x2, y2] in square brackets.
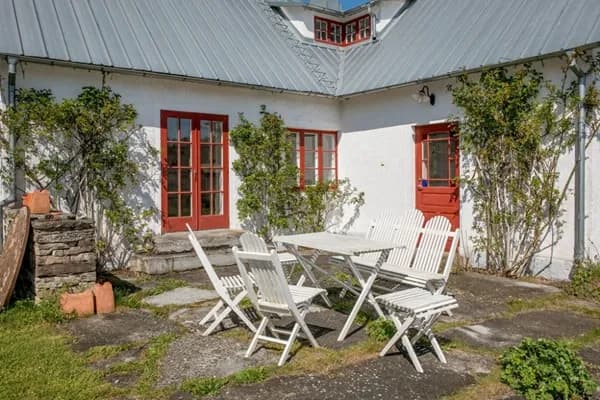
[161, 111, 229, 233]
[415, 123, 460, 236]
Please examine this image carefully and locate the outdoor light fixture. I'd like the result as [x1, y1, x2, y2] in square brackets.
[411, 85, 435, 106]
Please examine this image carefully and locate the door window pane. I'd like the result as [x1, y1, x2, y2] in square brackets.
[201, 121, 211, 142]
[213, 193, 222, 215]
[180, 144, 190, 167]
[201, 145, 211, 167]
[180, 169, 191, 191]
[323, 169, 335, 182]
[180, 119, 191, 141]
[304, 134, 317, 150]
[212, 145, 222, 166]
[180, 194, 191, 217]
[167, 118, 178, 141]
[201, 193, 211, 215]
[168, 144, 178, 166]
[304, 169, 316, 186]
[168, 195, 179, 217]
[212, 121, 222, 143]
[429, 140, 449, 180]
[167, 170, 178, 191]
[201, 170, 211, 191]
[212, 170, 222, 191]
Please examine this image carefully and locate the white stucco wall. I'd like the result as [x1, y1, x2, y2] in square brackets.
[0, 58, 7, 201]
[340, 59, 600, 279]
[5, 57, 599, 280]
[10, 62, 341, 234]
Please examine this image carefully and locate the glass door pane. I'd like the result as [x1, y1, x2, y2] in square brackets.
[165, 117, 193, 217]
[199, 120, 225, 216]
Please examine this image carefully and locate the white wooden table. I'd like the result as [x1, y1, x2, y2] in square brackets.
[273, 232, 400, 342]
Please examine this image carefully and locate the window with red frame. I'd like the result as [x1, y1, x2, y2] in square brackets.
[314, 15, 371, 46]
[288, 129, 337, 187]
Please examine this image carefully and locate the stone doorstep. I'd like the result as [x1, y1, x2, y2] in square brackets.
[129, 229, 244, 275]
[129, 252, 235, 275]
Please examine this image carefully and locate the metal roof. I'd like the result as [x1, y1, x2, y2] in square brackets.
[338, 0, 600, 95]
[0, 0, 336, 95]
[1, 0, 600, 97]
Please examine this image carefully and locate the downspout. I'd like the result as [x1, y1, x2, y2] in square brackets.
[0, 56, 18, 248]
[569, 59, 587, 263]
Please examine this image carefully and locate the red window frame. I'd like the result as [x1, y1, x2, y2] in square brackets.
[288, 128, 338, 189]
[314, 15, 371, 46]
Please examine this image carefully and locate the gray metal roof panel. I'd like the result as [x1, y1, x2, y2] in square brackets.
[338, 0, 600, 95]
[2, 0, 600, 97]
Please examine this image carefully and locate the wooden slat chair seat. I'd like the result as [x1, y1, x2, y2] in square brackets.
[376, 288, 459, 373]
[186, 224, 256, 336]
[233, 247, 326, 366]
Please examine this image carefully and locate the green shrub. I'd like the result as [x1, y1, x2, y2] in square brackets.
[567, 259, 600, 302]
[500, 338, 597, 400]
[366, 318, 396, 342]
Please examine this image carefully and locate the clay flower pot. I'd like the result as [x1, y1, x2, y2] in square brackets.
[22, 190, 51, 214]
[93, 282, 115, 314]
[60, 289, 95, 316]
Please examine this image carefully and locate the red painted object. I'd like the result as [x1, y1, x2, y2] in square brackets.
[93, 282, 115, 314]
[160, 110, 230, 233]
[60, 289, 95, 316]
[22, 190, 51, 214]
[415, 123, 460, 250]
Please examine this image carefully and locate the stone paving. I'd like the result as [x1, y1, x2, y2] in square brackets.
[64, 270, 600, 399]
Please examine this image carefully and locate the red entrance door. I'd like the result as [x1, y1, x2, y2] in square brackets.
[161, 110, 229, 233]
[415, 123, 460, 234]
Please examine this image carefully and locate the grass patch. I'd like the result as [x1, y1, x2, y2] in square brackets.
[366, 317, 396, 342]
[443, 367, 513, 400]
[181, 377, 229, 397]
[0, 300, 114, 400]
[231, 366, 272, 384]
[85, 342, 138, 363]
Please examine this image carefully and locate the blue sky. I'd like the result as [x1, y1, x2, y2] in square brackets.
[340, 0, 369, 10]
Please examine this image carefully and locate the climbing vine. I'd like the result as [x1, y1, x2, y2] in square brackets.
[451, 53, 600, 276]
[0, 86, 158, 268]
[230, 106, 364, 240]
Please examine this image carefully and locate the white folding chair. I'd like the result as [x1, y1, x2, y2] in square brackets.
[186, 224, 256, 336]
[233, 247, 326, 366]
[379, 216, 460, 294]
[239, 232, 298, 267]
[376, 288, 458, 373]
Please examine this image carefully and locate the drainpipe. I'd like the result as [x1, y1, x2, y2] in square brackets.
[569, 59, 587, 263]
[0, 57, 18, 248]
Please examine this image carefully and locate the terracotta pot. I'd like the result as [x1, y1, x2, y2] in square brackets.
[93, 282, 115, 314]
[22, 190, 51, 214]
[60, 289, 95, 316]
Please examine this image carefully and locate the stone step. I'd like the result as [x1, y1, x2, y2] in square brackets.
[128, 229, 244, 275]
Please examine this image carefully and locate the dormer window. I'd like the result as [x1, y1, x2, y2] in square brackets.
[314, 15, 371, 46]
[358, 16, 371, 40]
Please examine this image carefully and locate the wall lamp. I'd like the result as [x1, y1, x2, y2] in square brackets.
[411, 85, 435, 106]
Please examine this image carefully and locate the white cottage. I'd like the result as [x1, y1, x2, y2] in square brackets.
[0, 0, 599, 279]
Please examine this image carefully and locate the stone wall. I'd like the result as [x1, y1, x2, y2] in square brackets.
[14, 213, 97, 301]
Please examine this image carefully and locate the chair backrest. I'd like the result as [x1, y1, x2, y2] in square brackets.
[411, 216, 452, 274]
[186, 224, 227, 298]
[239, 232, 269, 253]
[233, 247, 294, 311]
[440, 228, 461, 281]
[359, 211, 404, 263]
[387, 209, 425, 266]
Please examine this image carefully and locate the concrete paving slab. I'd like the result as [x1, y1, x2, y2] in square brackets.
[445, 310, 599, 349]
[210, 350, 494, 400]
[159, 332, 279, 387]
[445, 272, 561, 323]
[143, 287, 218, 307]
[65, 309, 180, 352]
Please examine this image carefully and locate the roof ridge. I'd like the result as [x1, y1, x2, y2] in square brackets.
[258, 1, 338, 92]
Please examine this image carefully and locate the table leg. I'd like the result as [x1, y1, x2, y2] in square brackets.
[337, 249, 390, 342]
[284, 245, 332, 307]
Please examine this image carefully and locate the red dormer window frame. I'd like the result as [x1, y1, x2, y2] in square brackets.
[314, 15, 371, 47]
